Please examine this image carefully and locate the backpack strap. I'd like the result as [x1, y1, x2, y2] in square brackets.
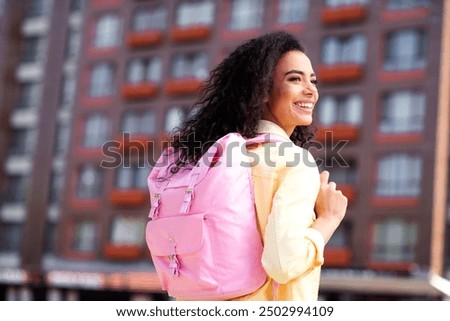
[180, 166, 200, 214]
[176, 133, 289, 215]
[149, 179, 170, 219]
[244, 133, 289, 146]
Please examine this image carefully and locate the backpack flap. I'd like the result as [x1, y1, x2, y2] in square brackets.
[146, 213, 221, 297]
[146, 213, 204, 257]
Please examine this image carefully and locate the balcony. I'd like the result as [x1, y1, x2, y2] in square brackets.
[92, 0, 121, 11]
[170, 25, 211, 43]
[318, 64, 364, 84]
[378, 69, 425, 83]
[338, 184, 357, 204]
[381, 7, 430, 22]
[367, 261, 417, 273]
[110, 189, 148, 207]
[321, 5, 367, 26]
[315, 125, 360, 142]
[372, 196, 420, 208]
[166, 78, 203, 96]
[121, 83, 158, 100]
[127, 30, 164, 48]
[376, 132, 423, 145]
[323, 247, 352, 267]
[103, 243, 143, 261]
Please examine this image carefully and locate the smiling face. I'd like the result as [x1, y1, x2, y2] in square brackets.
[262, 50, 319, 136]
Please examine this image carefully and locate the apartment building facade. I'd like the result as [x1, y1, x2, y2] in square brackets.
[0, 0, 448, 300]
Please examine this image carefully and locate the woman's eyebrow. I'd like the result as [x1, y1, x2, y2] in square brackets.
[284, 69, 316, 78]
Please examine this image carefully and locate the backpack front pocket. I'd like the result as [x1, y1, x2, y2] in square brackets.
[146, 213, 218, 298]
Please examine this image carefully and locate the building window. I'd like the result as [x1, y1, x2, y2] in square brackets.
[65, 28, 81, 59]
[376, 154, 422, 197]
[89, 62, 114, 97]
[8, 128, 36, 156]
[325, 0, 367, 7]
[5, 175, 29, 203]
[131, 5, 167, 31]
[122, 110, 157, 136]
[126, 57, 162, 83]
[44, 222, 56, 254]
[93, 14, 121, 49]
[278, 0, 309, 24]
[322, 34, 367, 65]
[175, 0, 215, 27]
[0, 224, 23, 252]
[69, 0, 83, 12]
[21, 36, 46, 63]
[379, 90, 425, 134]
[229, 0, 264, 30]
[76, 165, 103, 199]
[116, 166, 149, 190]
[16, 82, 41, 109]
[48, 171, 63, 204]
[60, 74, 76, 105]
[384, 29, 427, 71]
[320, 159, 357, 184]
[371, 218, 417, 262]
[165, 107, 187, 133]
[386, 0, 430, 10]
[171, 52, 208, 80]
[327, 225, 350, 247]
[54, 124, 70, 155]
[317, 94, 363, 126]
[26, 0, 53, 18]
[110, 216, 146, 246]
[83, 114, 109, 148]
[71, 220, 96, 252]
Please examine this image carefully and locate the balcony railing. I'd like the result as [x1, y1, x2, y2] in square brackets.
[170, 25, 211, 43]
[321, 4, 368, 26]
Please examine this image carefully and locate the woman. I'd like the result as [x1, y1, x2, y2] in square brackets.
[171, 31, 347, 300]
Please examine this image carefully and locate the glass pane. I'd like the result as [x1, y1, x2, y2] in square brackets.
[84, 114, 109, 147]
[90, 63, 114, 97]
[122, 112, 139, 133]
[127, 59, 145, 83]
[139, 111, 157, 135]
[146, 58, 162, 82]
[136, 166, 150, 189]
[230, 0, 264, 30]
[5, 176, 29, 203]
[110, 216, 145, 245]
[94, 14, 121, 48]
[77, 165, 102, 199]
[116, 167, 134, 189]
[0, 224, 23, 252]
[164, 107, 185, 133]
[376, 154, 422, 196]
[72, 221, 96, 252]
[278, 0, 309, 24]
[48, 172, 63, 204]
[318, 96, 337, 125]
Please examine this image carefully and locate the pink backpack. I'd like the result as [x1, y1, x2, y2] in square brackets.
[145, 132, 286, 300]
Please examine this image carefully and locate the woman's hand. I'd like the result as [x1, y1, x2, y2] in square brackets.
[311, 170, 348, 244]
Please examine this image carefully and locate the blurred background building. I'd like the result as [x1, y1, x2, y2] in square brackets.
[0, 0, 449, 300]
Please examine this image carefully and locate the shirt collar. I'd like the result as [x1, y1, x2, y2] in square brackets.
[257, 120, 291, 140]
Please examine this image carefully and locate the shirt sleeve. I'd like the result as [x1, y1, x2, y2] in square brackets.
[261, 158, 325, 284]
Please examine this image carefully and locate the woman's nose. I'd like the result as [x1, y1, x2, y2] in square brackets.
[303, 84, 315, 95]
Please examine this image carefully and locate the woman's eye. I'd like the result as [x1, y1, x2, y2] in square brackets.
[289, 77, 301, 82]
[311, 79, 318, 86]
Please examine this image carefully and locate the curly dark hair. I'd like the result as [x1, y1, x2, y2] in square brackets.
[170, 31, 316, 168]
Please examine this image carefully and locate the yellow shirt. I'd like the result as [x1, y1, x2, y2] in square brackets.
[233, 120, 325, 301]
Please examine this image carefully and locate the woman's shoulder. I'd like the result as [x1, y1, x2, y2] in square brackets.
[250, 141, 317, 172]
